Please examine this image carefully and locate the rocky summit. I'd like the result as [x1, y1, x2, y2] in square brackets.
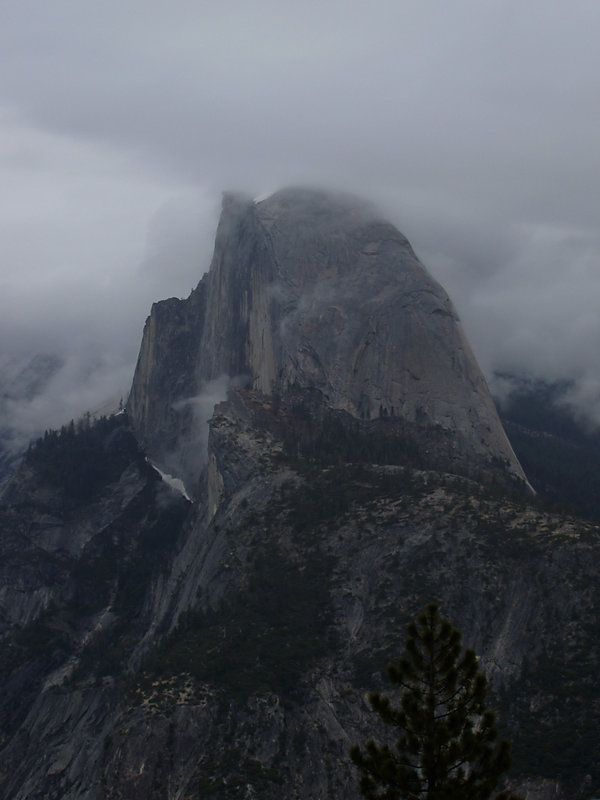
[128, 188, 526, 493]
[0, 189, 599, 800]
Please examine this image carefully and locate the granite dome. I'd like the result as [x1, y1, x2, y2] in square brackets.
[128, 188, 526, 489]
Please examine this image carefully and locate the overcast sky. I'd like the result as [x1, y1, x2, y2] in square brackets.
[1, 0, 599, 435]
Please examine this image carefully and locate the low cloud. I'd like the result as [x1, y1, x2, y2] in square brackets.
[410, 218, 600, 424]
[137, 192, 221, 303]
[0, 351, 132, 455]
[165, 375, 248, 493]
[1, 1, 599, 444]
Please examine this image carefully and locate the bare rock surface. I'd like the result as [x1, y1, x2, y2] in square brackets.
[128, 188, 526, 492]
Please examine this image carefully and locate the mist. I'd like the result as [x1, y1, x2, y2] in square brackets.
[1, 0, 599, 445]
[163, 375, 246, 495]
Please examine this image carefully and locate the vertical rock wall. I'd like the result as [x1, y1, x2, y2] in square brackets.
[128, 188, 527, 490]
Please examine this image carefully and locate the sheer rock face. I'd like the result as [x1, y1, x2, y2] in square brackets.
[128, 188, 526, 491]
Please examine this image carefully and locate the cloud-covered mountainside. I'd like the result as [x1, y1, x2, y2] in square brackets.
[496, 374, 600, 522]
[1, 188, 599, 800]
[2, 4, 600, 443]
[0, 351, 130, 488]
[127, 189, 528, 494]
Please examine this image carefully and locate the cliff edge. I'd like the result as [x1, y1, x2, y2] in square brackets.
[128, 188, 526, 492]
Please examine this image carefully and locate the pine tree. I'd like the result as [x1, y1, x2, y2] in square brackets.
[350, 603, 522, 800]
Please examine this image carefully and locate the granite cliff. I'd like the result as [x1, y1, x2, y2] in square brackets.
[1, 189, 598, 800]
[128, 189, 526, 493]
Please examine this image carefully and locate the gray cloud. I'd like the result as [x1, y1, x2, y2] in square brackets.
[0, 350, 132, 477]
[137, 193, 221, 302]
[1, 0, 599, 436]
[167, 375, 247, 494]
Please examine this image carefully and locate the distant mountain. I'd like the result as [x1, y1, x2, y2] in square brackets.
[1, 190, 599, 800]
[0, 353, 64, 487]
[496, 374, 600, 522]
[0, 353, 128, 490]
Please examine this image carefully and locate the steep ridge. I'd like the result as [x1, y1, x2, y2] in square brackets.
[1, 394, 598, 799]
[128, 189, 526, 494]
[3, 189, 599, 800]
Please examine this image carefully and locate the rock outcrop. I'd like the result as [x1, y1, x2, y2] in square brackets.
[128, 188, 526, 493]
[0, 393, 598, 800]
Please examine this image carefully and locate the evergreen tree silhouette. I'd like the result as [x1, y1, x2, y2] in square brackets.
[351, 603, 522, 800]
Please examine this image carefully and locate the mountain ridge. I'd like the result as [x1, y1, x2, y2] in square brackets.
[1, 188, 598, 799]
[1, 397, 598, 799]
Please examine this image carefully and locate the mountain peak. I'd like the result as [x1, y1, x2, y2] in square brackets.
[255, 185, 380, 216]
[128, 188, 527, 491]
